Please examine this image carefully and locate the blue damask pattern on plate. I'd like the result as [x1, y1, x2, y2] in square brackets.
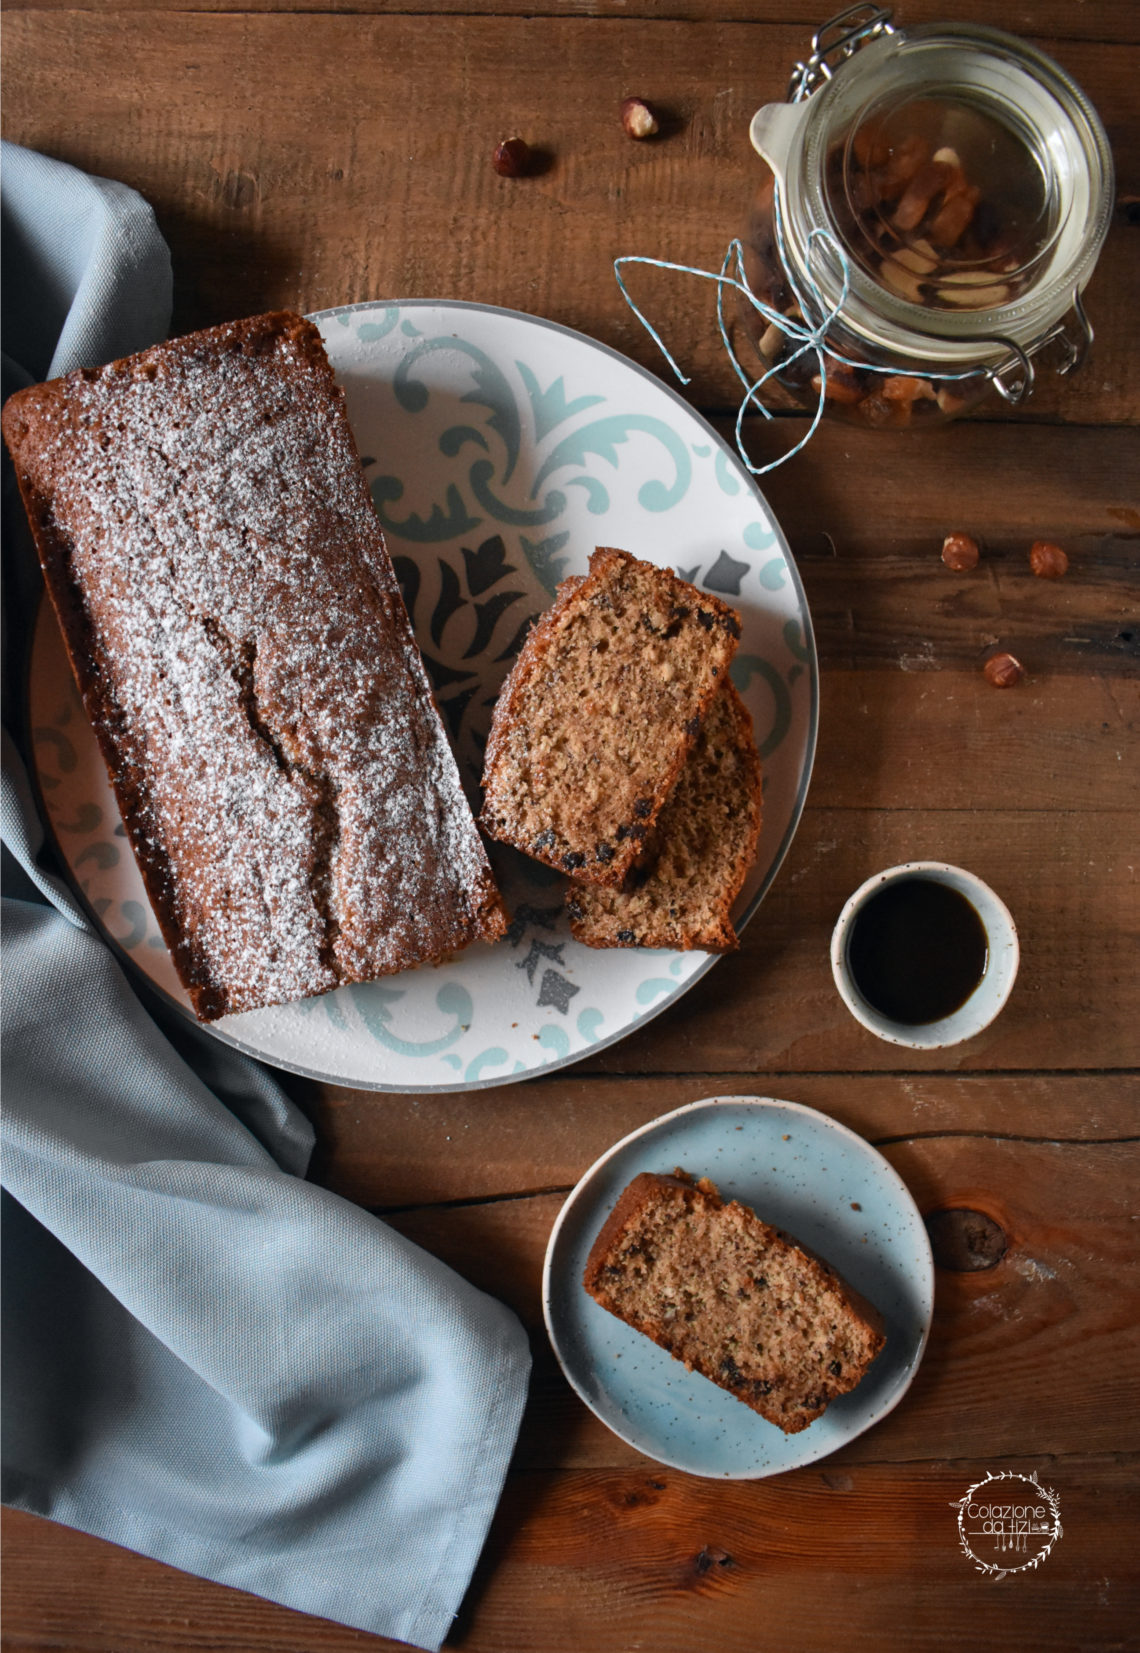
[29, 301, 818, 1091]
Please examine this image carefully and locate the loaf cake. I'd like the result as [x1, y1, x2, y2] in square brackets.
[2, 311, 508, 1020]
[583, 1170, 886, 1433]
[480, 549, 741, 888]
[566, 681, 762, 952]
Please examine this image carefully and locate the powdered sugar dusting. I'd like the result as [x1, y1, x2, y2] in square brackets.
[16, 315, 502, 1017]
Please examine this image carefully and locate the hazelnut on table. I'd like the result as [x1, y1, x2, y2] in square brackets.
[983, 650, 1025, 688]
[492, 137, 532, 177]
[942, 532, 980, 572]
[1029, 540, 1070, 578]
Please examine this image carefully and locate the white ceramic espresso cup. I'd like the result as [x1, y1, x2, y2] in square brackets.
[830, 861, 1019, 1050]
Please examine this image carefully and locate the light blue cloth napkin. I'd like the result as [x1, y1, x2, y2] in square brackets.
[1, 142, 530, 1650]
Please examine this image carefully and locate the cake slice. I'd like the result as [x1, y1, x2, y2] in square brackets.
[583, 1170, 885, 1433]
[2, 311, 508, 1020]
[480, 549, 741, 889]
[566, 681, 762, 952]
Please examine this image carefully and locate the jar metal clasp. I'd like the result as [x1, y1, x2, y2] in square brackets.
[984, 290, 1095, 404]
[787, 3, 895, 103]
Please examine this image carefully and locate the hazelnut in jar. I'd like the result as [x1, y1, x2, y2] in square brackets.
[740, 15, 1113, 428]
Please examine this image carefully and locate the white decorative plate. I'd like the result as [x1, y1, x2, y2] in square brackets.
[543, 1097, 934, 1477]
[28, 301, 817, 1091]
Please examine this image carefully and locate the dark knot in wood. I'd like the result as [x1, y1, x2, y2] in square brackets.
[925, 1207, 1008, 1271]
[616, 1478, 666, 1511]
[215, 169, 259, 210]
[694, 1547, 734, 1574]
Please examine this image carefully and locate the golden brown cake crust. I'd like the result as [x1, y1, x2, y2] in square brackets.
[480, 548, 741, 888]
[566, 682, 762, 952]
[583, 1170, 886, 1433]
[2, 311, 507, 1019]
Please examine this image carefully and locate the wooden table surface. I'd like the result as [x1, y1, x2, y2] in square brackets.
[3, 0, 1138, 1648]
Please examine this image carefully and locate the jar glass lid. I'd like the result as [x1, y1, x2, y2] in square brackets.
[827, 91, 1059, 313]
[790, 24, 1114, 364]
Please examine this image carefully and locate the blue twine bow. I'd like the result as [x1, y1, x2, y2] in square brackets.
[614, 181, 977, 476]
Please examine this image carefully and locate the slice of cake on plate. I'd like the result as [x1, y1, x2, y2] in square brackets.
[583, 1170, 885, 1434]
[480, 549, 741, 888]
[566, 681, 762, 952]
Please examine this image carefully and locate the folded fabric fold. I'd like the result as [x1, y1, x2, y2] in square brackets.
[1, 142, 531, 1650]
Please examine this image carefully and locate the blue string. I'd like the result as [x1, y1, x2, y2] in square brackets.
[614, 182, 979, 477]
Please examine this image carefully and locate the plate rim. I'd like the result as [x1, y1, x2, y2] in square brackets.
[541, 1093, 935, 1477]
[27, 297, 819, 1094]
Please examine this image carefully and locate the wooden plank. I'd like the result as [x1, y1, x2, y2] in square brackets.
[810, 674, 1138, 810]
[4, 0, 1139, 45]
[0, 1508, 388, 1652]
[313, 1074, 1140, 1208]
[456, 1457, 1139, 1653]
[757, 421, 1139, 548]
[6, 1454, 1138, 1653]
[2, 16, 1136, 425]
[745, 422, 1140, 678]
[381, 1137, 1140, 1463]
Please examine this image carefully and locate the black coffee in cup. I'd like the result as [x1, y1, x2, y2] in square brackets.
[846, 877, 989, 1025]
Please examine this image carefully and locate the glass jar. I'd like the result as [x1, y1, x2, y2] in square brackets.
[740, 7, 1114, 427]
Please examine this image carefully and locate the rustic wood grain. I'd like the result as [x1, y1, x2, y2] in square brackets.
[809, 674, 1138, 809]
[6, 1455, 1138, 1653]
[747, 423, 1140, 678]
[312, 1074, 1140, 1208]
[2, 16, 1137, 425]
[457, 1456, 1140, 1653]
[4, 0, 1140, 45]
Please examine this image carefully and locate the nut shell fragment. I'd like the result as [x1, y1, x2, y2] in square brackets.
[620, 97, 659, 139]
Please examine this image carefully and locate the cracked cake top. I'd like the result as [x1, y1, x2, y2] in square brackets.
[2, 311, 507, 1019]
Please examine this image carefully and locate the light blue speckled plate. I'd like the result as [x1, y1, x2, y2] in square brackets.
[543, 1096, 933, 1477]
[28, 301, 816, 1091]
